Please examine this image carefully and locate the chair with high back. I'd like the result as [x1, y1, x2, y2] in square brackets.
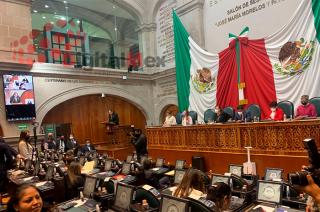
[176, 112, 183, 125]
[187, 198, 215, 212]
[246, 104, 261, 121]
[204, 109, 217, 123]
[189, 111, 198, 124]
[223, 106, 234, 118]
[278, 100, 294, 118]
[134, 186, 160, 209]
[309, 97, 320, 117]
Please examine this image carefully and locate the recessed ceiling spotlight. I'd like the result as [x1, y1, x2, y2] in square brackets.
[42, 16, 46, 19]
[44, 4, 49, 8]
[77, 20, 80, 23]
[63, 0, 67, 3]
[114, 27, 117, 31]
[61, 17, 66, 20]
[33, 10, 38, 13]
[112, 5, 116, 9]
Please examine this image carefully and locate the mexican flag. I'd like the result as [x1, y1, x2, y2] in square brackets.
[173, 10, 218, 121]
[174, 0, 320, 120]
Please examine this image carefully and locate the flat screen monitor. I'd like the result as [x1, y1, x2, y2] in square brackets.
[126, 155, 133, 163]
[257, 181, 282, 204]
[211, 174, 230, 186]
[45, 165, 54, 181]
[121, 163, 131, 175]
[160, 194, 189, 212]
[3, 74, 36, 121]
[83, 176, 97, 198]
[156, 158, 164, 167]
[174, 170, 185, 184]
[105, 160, 113, 171]
[175, 160, 185, 170]
[265, 168, 283, 181]
[229, 164, 243, 177]
[114, 183, 134, 210]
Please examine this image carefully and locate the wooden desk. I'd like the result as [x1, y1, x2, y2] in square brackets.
[146, 119, 320, 177]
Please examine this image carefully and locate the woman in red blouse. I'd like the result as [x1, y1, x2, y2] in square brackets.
[267, 101, 284, 121]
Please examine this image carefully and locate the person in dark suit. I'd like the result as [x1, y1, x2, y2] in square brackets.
[233, 105, 252, 122]
[108, 109, 119, 125]
[0, 140, 19, 192]
[56, 135, 66, 152]
[66, 134, 80, 153]
[81, 139, 95, 153]
[215, 106, 231, 123]
[66, 161, 85, 199]
[131, 129, 148, 161]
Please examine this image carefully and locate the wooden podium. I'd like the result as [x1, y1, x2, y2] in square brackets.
[97, 123, 134, 158]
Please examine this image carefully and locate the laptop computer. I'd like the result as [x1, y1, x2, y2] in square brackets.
[174, 170, 186, 185]
[112, 183, 135, 211]
[83, 176, 98, 198]
[175, 160, 185, 170]
[229, 164, 243, 177]
[160, 194, 189, 212]
[211, 174, 231, 186]
[249, 180, 282, 211]
[264, 168, 283, 181]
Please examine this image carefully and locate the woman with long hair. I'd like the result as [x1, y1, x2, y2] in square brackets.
[173, 168, 206, 199]
[207, 182, 232, 211]
[66, 161, 84, 199]
[18, 130, 33, 160]
[7, 184, 44, 212]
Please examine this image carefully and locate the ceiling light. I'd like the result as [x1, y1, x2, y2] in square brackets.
[44, 4, 49, 8]
[112, 5, 116, 9]
[42, 16, 46, 19]
[77, 20, 80, 24]
[33, 10, 38, 13]
[60, 17, 66, 20]
[65, 6, 69, 9]
[114, 27, 117, 31]
[63, 0, 67, 3]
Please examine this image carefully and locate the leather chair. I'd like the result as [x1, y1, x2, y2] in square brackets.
[176, 112, 183, 125]
[204, 109, 217, 123]
[187, 198, 215, 212]
[134, 187, 160, 208]
[246, 104, 261, 121]
[189, 111, 198, 124]
[278, 100, 294, 118]
[309, 97, 320, 116]
[223, 106, 234, 118]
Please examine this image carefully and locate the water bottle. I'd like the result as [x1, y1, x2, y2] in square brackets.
[284, 114, 287, 121]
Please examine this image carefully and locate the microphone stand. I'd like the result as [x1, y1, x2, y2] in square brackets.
[32, 122, 39, 162]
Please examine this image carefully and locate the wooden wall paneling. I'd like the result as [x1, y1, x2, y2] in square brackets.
[42, 94, 146, 145]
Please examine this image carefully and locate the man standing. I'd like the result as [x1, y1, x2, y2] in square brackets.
[131, 129, 148, 161]
[66, 134, 80, 151]
[81, 139, 95, 154]
[108, 109, 119, 125]
[56, 135, 66, 152]
[295, 95, 317, 119]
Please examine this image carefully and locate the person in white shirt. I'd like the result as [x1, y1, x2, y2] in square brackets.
[182, 110, 193, 126]
[163, 111, 177, 127]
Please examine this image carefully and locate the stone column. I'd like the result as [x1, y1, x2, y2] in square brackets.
[136, 23, 157, 72]
[176, 0, 205, 48]
[0, 0, 36, 67]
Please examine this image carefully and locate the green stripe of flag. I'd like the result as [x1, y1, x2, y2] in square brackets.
[173, 10, 191, 112]
[312, 0, 320, 43]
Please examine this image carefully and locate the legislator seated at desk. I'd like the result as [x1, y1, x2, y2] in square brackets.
[163, 110, 177, 127]
[233, 105, 252, 122]
[215, 106, 231, 123]
[266, 101, 284, 121]
[295, 95, 317, 120]
[81, 140, 95, 154]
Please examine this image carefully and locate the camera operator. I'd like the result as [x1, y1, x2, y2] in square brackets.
[299, 175, 320, 206]
[131, 128, 148, 161]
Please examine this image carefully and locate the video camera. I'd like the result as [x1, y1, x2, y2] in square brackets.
[288, 138, 320, 186]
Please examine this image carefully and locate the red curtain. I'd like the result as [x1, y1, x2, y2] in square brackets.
[217, 39, 276, 119]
